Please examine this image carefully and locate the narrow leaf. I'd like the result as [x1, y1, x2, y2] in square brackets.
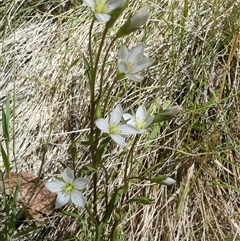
[83, 54, 93, 96]
[126, 196, 154, 204]
[2, 109, 9, 141]
[149, 125, 160, 140]
[102, 187, 125, 223]
[1, 144, 10, 172]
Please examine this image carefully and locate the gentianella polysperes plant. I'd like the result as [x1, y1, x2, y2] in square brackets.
[44, 2, 178, 240]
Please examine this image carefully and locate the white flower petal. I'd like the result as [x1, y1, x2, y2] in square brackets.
[95, 13, 111, 22]
[110, 105, 123, 125]
[118, 46, 128, 63]
[144, 115, 154, 128]
[110, 134, 125, 146]
[123, 113, 134, 121]
[119, 124, 139, 135]
[138, 129, 147, 134]
[129, 6, 149, 30]
[162, 177, 176, 185]
[71, 190, 86, 207]
[136, 105, 147, 122]
[74, 178, 90, 190]
[127, 43, 145, 63]
[95, 118, 110, 133]
[107, 0, 126, 12]
[45, 180, 64, 193]
[82, 0, 94, 8]
[126, 74, 144, 82]
[118, 62, 128, 73]
[56, 192, 70, 209]
[63, 167, 74, 183]
[123, 113, 136, 127]
[132, 58, 154, 73]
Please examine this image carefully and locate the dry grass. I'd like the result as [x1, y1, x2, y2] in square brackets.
[1, 0, 240, 240]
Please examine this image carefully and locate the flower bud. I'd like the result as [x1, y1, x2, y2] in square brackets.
[161, 177, 176, 185]
[128, 6, 149, 31]
[116, 6, 150, 38]
[153, 105, 181, 123]
[163, 106, 181, 118]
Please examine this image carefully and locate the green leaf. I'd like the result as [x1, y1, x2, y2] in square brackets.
[78, 164, 97, 175]
[102, 187, 125, 223]
[1, 144, 10, 172]
[67, 58, 80, 72]
[96, 222, 105, 241]
[149, 125, 160, 140]
[2, 95, 10, 142]
[60, 210, 81, 219]
[97, 137, 111, 159]
[69, 141, 77, 161]
[83, 54, 92, 96]
[95, 100, 102, 119]
[2, 109, 9, 141]
[126, 196, 154, 205]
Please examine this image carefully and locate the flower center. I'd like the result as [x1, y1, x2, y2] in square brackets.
[64, 183, 75, 194]
[95, 0, 107, 13]
[109, 125, 120, 134]
[136, 121, 145, 130]
[127, 62, 134, 71]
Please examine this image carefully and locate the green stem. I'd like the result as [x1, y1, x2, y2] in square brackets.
[109, 219, 119, 241]
[96, 36, 117, 103]
[88, 19, 95, 68]
[89, 25, 109, 221]
[102, 76, 118, 115]
[120, 135, 139, 208]
[123, 136, 139, 189]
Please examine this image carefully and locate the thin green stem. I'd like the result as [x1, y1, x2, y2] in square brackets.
[102, 76, 118, 115]
[88, 19, 95, 68]
[120, 136, 139, 207]
[109, 218, 119, 241]
[123, 136, 139, 188]
[99, 161, 109, 208]
[85, 204, 101, 241]
[89, 26, 109, 221]
[96, 36, 117, 103]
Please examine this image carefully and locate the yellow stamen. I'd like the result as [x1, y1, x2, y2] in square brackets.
[95, 0, 107, 13]
[64, 183, 75, 193]
[127, 62, 134, 71]
[109, 125, 119, 134]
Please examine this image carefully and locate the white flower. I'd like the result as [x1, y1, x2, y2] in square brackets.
[45, 167, 89, 209]
[95, 104, 139, 146]
[118, 43, 154, 82]
[123, 105, 154, 133]
[83, 0, 126, 22]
